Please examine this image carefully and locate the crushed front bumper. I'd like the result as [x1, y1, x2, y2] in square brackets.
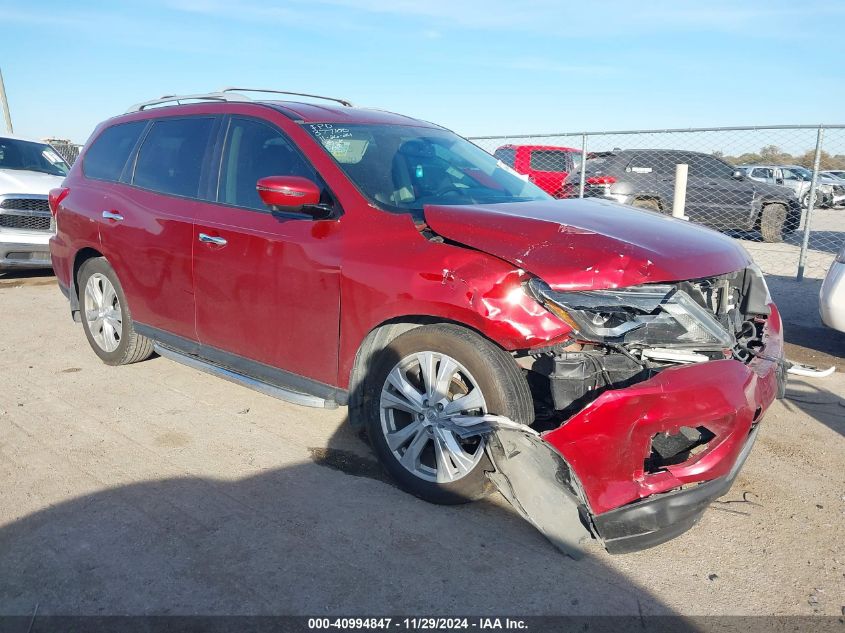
[483, 305, 784, 556]
[592, 424, 759, 554]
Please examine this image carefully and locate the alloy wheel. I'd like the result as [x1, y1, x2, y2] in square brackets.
[84, 273, 123, 353]
[379, 351, 487, 484]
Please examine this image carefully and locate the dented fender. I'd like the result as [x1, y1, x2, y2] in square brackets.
[337, 229, 573, 389]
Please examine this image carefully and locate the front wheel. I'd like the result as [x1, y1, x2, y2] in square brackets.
[363, 324, 534, 505]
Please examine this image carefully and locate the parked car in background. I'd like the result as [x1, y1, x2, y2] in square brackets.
[739, 164, 837, 209]
[562, 149, 801, 242]
[820, 242, 845, 332]
[494, 144, 580, 198]
[819, 171, 845, 207]
[0, 134, 69, 270]
[50, 89, 786, 555]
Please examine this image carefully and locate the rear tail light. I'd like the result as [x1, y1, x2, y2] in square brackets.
[48, 187, 70, 217]
[585, 176, 616, 185]
[584, 175, 616, 196]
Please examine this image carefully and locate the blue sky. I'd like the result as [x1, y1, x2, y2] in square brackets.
[1, 0, 842, 143]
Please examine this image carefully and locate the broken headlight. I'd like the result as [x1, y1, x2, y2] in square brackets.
[526, 278, 734, 349]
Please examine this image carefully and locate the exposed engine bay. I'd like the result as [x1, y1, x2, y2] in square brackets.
[516, 265, 775, 425]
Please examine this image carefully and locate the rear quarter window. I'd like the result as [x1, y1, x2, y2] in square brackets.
[494, 147, 516, 168]
[623, 152, 678, 176]
[82, 121, 147, 182]
[528, 150, 573, 172]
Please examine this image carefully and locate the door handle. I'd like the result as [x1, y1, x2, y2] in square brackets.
[102, 210, 124, 221]
[198, 233, 227, 246]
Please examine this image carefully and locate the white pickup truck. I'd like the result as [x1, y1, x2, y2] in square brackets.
[0, 134, 69, 270]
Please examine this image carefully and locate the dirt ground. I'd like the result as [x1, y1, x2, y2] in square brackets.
[0, 275, 843, 618]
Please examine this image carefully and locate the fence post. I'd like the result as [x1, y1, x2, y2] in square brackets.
[0, 68, 13, 134]
[672, 163, 689, 219]
[578, 134, 587, 199]
[796, 126, 825, 281]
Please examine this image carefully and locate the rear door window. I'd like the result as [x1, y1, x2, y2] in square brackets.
[132, 117, 215, 198]
[83, 121, 147, 182]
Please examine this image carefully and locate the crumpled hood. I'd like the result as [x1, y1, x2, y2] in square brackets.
[0, 169, 65, 196]
[424, 198, 751, 290]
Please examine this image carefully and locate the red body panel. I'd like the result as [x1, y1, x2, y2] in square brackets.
[424, 198, 752, 290]
[192, 202, 342, 385]
[96, 184, 199, 339]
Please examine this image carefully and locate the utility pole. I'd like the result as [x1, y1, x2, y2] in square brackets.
[0, 68, 13, 133]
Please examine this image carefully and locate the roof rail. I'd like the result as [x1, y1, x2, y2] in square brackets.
[126, 87, 353, 114]
[221, 87, 353, 107]
[126, 91, 251, 113]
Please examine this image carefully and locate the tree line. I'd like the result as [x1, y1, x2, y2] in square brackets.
[713, 145, 845, 170]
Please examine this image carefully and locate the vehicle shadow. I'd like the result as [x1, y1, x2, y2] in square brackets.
[0, 269, 55, 284]
[782, 379, 845, 440]
[0, 416, 681, 618]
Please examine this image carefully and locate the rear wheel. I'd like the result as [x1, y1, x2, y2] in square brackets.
[78, 257, 154, 366]
[363, 324, 533, 505]
[760, 203, 787, 243]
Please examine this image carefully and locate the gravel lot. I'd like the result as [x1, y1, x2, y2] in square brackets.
[0, 273, 843, 618]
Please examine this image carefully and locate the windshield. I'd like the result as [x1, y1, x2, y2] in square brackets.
[0, 137, 69, 176]
[304, 124, 549, 215]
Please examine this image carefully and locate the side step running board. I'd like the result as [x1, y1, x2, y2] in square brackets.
[154, 344, 335, 409]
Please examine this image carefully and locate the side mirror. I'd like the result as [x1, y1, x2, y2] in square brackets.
[256, 176, 327, 217]
[731, 169, 745, 180]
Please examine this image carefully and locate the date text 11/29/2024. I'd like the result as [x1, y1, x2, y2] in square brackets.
[307, 618, 527, 630]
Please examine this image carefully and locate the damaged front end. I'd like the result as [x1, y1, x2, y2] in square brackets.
[474, 265, 786, 556]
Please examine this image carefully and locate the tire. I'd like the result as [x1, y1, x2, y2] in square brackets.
[760, 203, 787, 243]
[77, 257, 154, 366]
[361, 324, 533, 505]
[631, 197, 662, 212]
[800, 191, 810, 209]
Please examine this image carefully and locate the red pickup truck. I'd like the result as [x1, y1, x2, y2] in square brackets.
[493, 144, 580, 198]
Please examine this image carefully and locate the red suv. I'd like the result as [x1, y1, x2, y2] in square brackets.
[493, 144, 580, 198]
[50, 89, 785, 555]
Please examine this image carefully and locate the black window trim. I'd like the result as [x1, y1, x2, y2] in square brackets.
[126, 114, 223, 203]
[208, 114, 343, 220]
[80, 119, 150, 185]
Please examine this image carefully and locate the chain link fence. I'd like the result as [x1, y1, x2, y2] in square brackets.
[44, 138, 82, 166]
[470, 125, 845, 281]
